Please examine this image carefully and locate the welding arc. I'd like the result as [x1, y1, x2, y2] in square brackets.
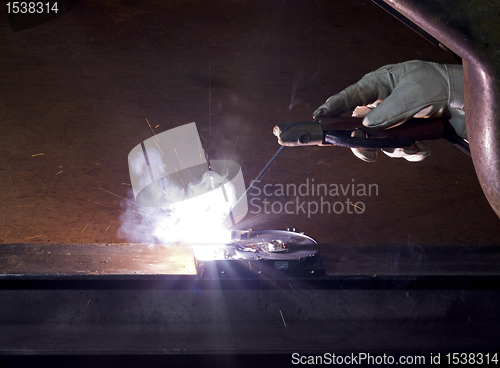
[223, 145, 285, 226]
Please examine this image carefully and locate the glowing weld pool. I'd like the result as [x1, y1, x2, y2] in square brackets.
[193, 229, 324, 278]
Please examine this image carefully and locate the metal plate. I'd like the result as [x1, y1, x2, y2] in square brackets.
[0, 243, 197, 277]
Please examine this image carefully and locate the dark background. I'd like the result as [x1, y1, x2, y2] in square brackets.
[0, 0, 498, 246]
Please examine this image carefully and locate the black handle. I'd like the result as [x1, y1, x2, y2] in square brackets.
[319, 117, 445, 149]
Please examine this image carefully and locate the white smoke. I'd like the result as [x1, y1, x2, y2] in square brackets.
[118, 123, 247, 246]
[118, 168, 237, 246]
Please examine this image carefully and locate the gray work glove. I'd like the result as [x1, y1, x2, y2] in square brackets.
[313, 60, 466, 162]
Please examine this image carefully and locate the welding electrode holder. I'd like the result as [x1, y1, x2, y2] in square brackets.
[273, 116, 469, 153]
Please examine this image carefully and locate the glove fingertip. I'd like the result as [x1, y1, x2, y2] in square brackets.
[362, 112, 406, 129]
[313, 109, 323, 118]
[351, 148, 378, 162]
[361, 116, 383, 128]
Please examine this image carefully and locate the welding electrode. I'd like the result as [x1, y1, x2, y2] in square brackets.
[223, 145, 285, 226]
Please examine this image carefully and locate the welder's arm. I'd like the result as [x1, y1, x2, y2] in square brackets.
[313, 60, 466, 162]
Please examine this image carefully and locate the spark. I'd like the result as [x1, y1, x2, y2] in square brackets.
[111, 220, 140, 225]
[121, 183, 131, 186]
[145, 118, 158, 142]
[55, 171, 63, 176]
[31, 153, 43, 157]
[128, 157, 149, 177]
[25, 235, 42, 240]
[84, 299, 91, 310]
[145, 118, 164, 155]
[111, 218, 142, 226]
[105, 225, 111, 232]
[350, 203, 363, 211]
[88, 200, 111, 207]
[99, 187, 142, 207]
[229, 136, 239, 163]
[81, 224, 88, 233]
[129, 209, 146, 215]
[152, 137, 165, 156]
[155, 125, 159, 129]
[279, 310, 287, 327]
[174, 167, 187, 190]
[163, 171, 172, 182]
[143, 208, 155, 218]
[174, 147, 183, 168]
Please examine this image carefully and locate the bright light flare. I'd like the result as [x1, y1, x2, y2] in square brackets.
[152, 171, 235, 245]
[119, 122, 248, 248]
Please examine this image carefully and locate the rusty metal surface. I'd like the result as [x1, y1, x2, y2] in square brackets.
[0, 243, 197, 277]
[381, 0, 500, 217]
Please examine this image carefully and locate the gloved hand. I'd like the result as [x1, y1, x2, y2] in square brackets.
[313, 60, 466, 162]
